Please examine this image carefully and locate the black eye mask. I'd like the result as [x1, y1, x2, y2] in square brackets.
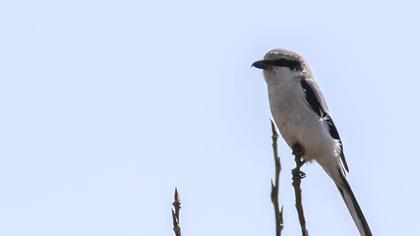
[264, 58, 302, 70]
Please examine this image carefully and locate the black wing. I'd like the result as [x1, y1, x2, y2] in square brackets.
[300, 77, 349, 172]
[300, 77, 327, 118]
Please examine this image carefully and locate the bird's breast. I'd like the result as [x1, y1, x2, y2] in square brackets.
[267, 79, 336, 160]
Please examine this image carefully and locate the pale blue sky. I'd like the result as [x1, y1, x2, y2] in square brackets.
[1, 0, 419, 235]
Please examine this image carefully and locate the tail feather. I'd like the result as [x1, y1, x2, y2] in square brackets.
[336, 176, 372, 236]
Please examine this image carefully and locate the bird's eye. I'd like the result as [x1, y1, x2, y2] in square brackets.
[269, 59, 301, 71]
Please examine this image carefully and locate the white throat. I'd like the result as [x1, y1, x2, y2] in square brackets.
[264, 67, 300, 87]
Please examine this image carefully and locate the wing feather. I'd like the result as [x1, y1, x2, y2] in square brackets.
[300, 77, 349, 172]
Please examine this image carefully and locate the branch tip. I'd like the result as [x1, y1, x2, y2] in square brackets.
[171, 188, 182, 236]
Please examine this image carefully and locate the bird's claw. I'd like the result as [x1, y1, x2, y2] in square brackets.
[292, 169, 306, 180]
[291, 143, 306, 180]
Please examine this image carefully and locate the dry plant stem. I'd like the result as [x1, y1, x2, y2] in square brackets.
[270, 120, 284, 236]
[171, 188, 182, 236]
[292, 147, 309, 236]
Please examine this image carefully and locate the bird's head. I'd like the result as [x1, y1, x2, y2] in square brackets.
[252, 49, 311, 81]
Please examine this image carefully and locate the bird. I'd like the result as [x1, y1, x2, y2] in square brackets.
[252, 48, 372, 236]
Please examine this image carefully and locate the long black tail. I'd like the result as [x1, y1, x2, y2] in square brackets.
[336, 176, 372, 236]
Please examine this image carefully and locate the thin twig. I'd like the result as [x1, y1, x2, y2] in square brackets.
[292, 147, 309, 236]
[270, 120, 283, 236]
[171, 188, 181, 236]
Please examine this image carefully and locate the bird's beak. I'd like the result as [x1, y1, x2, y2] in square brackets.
[251, 60, 268, 69]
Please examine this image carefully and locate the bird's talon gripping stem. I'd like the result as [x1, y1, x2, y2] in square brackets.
[292, 144, 306, 180]
[292, 168, 306, 180]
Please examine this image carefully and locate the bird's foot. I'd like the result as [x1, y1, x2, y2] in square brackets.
[292, 144, 306, 180]
[292, 168, 306, 180]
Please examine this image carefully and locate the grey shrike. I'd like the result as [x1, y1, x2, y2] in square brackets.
[252, 49, 372, 236]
